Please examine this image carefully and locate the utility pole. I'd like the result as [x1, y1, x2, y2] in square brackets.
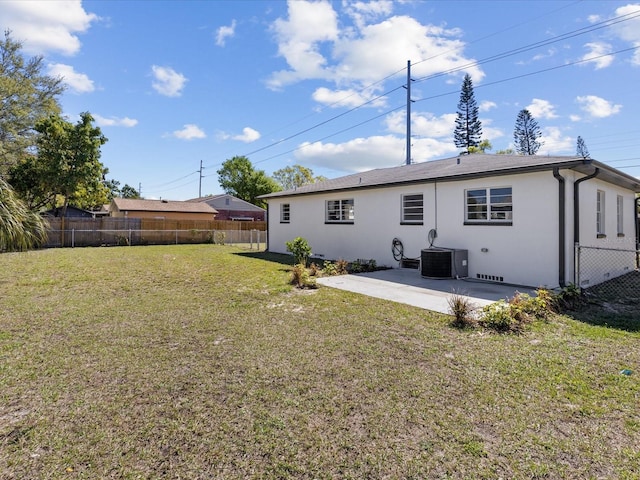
[138, 182, 142, 198]
[404, 60, 414, 165]
[198, 160, 204, 198]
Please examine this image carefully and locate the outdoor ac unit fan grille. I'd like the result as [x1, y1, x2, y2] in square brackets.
[421, 248, 468, 279]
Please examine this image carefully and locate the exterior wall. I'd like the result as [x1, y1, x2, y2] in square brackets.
[267, 169, 638, 289]
[201, 196, 265, 221]
[269, 171, 562, 288]
[574, 175, 637, 287]
[212, 209, 265, 221]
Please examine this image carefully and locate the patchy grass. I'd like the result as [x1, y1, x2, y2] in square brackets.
[1, 245, 639, 479]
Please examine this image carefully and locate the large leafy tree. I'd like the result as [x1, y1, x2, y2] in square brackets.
[217, 156, 281, 208]
[120, 184, 141, 199]
[9, 112, 108, 213]
[0, 30, 64, 175]
[272, 164, 327, 191]
[513, 109, 543, 155]
[453, 73, 482, 151]
[0, 177, 47, 252]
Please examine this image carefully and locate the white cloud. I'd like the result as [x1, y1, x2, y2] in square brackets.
[0, 0, 98, 55]
[233, 127, 261, 143]
[93, 114, 138, 128]
[343, 0, 394, 29]
[386, 110, 456, 139]
[479, 119, 505, 144]
[611, 4, 640, 66]
[151, 65, 188, 97]
[312, 86, 387, 108]
[294, 134, 457, 173]
[216, 20, 237, 46]
[526, 98, 558, 119]
[479, 101, 497, 112]
[171, 124, 206, 140]
[539, 127, 573, 155]
[47, 63, 94, 93]
[268, 0, 339, 88]
[580, 42, 614, 69]
[576, 95, 622, 118]
[267, 1, 483, 94]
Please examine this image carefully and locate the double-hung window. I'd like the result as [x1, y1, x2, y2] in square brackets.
[465, 187, 512, 224]
[401, 194, 424, 224]
[596, 190, 605, 236]
[280, 203, 290, 223]
[326, 199, 354, 223]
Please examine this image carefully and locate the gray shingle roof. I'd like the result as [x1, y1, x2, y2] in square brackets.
[112, 198, 218, 214]
[260, 154, 640, 198]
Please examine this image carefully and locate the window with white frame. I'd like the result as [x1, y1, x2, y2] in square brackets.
[465, 187, 512, 224]
[280, 203, 290, 223]
[616, 195, 623, 236]
[326, 199, 354, 223]
[401, 193, 424, 224]
[596, 190, 605, 236]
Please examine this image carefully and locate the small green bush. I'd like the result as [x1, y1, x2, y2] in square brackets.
[322, 259, 349, 276]
[479, 300, 522, 333]
[479, 289, 558, 334]
[214, 231, 226, 245]
[349, 258, 378, 273]
[286, 237, 312, 265]
[557, 283, 583, 310]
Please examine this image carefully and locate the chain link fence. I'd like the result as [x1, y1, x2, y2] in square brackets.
[45, 228, 267, 250]
[575, 244, 640, 301]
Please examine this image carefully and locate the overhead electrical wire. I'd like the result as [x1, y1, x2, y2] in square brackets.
[156, 4, 640, 192]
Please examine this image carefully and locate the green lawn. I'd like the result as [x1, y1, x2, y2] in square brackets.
[1, 245, 639, 479]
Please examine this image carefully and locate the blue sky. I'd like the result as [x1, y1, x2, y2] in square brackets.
[1, 0, 639, 200]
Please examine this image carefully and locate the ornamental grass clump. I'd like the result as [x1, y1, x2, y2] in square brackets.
[447, 292, 477, 329]
[290, 263, 316, 289]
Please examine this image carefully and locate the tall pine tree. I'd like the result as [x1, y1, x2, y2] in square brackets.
[453, 74, 482, 150]
[513, 109, 543, 155]
[576, 136, 590, 158]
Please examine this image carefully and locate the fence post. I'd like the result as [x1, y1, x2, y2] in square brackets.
[72, 228, 75, 248]
[250, 229, 254, 250]
[175, 230, 178, 245]
[128, 229, 132, 246]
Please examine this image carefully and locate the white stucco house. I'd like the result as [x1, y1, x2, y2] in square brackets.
[261, 154, 640, 289]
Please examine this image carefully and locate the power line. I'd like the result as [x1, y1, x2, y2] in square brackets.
[147, 3, 640, 193]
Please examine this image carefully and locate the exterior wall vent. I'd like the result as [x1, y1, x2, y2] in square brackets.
[476, 273, 504, 282]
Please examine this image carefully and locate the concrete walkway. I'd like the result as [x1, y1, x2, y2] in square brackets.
[317, 268, 536, 314]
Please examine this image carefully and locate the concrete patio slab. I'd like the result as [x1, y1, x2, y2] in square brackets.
[317, 268, 536, 314]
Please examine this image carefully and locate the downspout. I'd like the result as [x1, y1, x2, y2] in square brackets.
[265, 202, 270, 252]
[553, 168, 566, 288]
[633, 197, 640, 268]
[573, 166, 600, 285]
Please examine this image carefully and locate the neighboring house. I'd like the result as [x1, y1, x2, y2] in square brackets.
[43, 206, 108, 218]
[189, 194, 265, 221]
[261, 154, 640, 289]
[110, 198, 217, 221]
